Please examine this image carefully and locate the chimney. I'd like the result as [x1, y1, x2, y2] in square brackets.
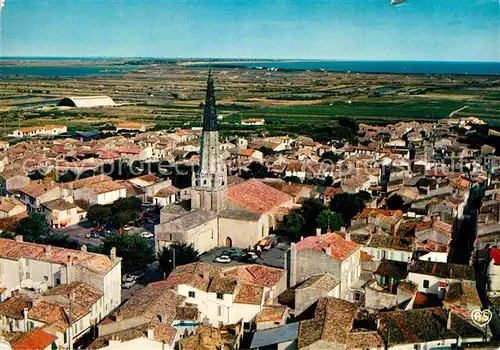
[203, 272, 210, 282]
[446, 310, 452, 330]
[44, 245, 51, 254]
[316, 228, 322, 236]
[147, 329, 154, 339]
[340, 226, 346, 232]
[449, 268, 453, 278]
[81, 244, 87, 253]
[325, 246, 331, 256]
[23, 307, 28, 331]
[431, 263, 437, 275]
[345, 232, 351, 242]
[110, 247, 117, 261]
[16, 235, 23, 242]
[376, 318, 380, 330]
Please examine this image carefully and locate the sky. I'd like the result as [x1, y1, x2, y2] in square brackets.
[0, 0, 498, 61]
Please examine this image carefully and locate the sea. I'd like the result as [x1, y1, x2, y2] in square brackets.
[206, 60, 500, 76]
[0, 58, 498, 76]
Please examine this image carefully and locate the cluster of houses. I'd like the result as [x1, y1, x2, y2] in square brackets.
[0, 78, 498, 349]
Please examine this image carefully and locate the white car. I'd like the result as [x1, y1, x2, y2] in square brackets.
[122, 274, 136, 283]
[214, 255, 232, 264]
[140, 231, 154, 239]
[122, 280, 137, 289]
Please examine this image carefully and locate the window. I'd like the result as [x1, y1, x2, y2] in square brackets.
[354, 292, 361, 301]
[216, 293, 223, 300]
[25, 259, 30, 266]
[423, 280, 430, 288]
[243, 322, 250, 330]
[25, 272, 30, 280]
[43, 276, 48, 282]
[64, 331, 67, 343]
[79, 319, 83, 330]
[55, 278, 61, 285]
[217, 306, 222, 316]
[188, 291, 195, 298]
[28, 321, 34, 330]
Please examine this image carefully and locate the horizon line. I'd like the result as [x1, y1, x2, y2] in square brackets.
[0, 56, 499, 64]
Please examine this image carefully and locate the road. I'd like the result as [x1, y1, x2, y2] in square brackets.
[199, 243, 289, 269]
[449, 105, 468, 118]
[52, 220, 101, 246]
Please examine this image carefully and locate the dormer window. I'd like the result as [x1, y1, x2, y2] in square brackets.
[216, 293, 223, 300]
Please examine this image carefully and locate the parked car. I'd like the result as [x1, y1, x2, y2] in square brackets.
[122, 280, 137, 289]
[140, 231, 154, 239]
[86, 231, 100, 239]
[238, 253, 258, 263]
[222, 248, 244, 260]
[122, 274, 137, 283]
[214, 255, 232, 264]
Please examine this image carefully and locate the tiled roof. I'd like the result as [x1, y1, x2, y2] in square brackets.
[298, 297, 357, 348]
[377, 308, 482, 346]
[409, 261, 475, 281]
[443, 281, 481, 308]
[29, 300, 88, 331]
[165, 262, 222, 292]
[245, 265, 285, 287]
[228, 180, 292, 213]
[346, 331, 384, 350]
[117, 280, 185, 324]
[85, 180, 127, 194]
[0, 295, 32, 320]
[255, 305, 287, 323]
[41, 198, 78, 211]
[218, 209, 262, 221]
[90, 321, 176, 349]
[175, 307, 199, 321]
[0, 238, 119, 275]
[374, 260, 409, 280]
[12, 327, 57, 350]
[368, 234, 412, 252]
[234, 284, 264, 305]
[295, 273, 340, 291]
[207, 276, 237, 295]
[295, 232, 360, 261]
[266, 182, 308, 197]
[0, 197, 25, 213]
[19, 181, 60, 198]
[43, 282, 103, 309]
[154, 186, 180, 197]
[63, 175, 113, 190]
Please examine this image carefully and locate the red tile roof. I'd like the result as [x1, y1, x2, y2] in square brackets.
[12, 328, 57, 350]
[295, 232, 360, 261]
[228, 180, 292, 213]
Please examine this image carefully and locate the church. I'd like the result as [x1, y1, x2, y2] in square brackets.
[154, 72, 294, 253]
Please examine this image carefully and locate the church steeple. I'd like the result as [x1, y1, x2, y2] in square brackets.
[203, 70, 219, 132]
[191, 70, 227, 213]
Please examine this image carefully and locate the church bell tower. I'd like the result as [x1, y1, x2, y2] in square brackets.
[191, 71, 227, 212]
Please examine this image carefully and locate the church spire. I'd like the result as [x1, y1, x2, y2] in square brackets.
[203, 70, 219, 131]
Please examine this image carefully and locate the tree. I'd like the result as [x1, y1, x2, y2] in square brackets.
[259, 146, 275, 157]
[244, 162, 271, 179]
[112, 211, 138, 229]
[317, 210, 345, 233]
[57, 170, 77, 183]
[330, 192, 367, 225]
[16, 213, 50, 242]
[158, 243, 200, 276]
[101, 233, 155, 273]
[284, 210, 305, 241]
[320, 151, 343, 164]
[283, 176, 302, 184]
[86, 205, 112, 225]
[111, 197, 142, 213]
[386, 194, 405, 211]
[301, 198, 324, 234]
